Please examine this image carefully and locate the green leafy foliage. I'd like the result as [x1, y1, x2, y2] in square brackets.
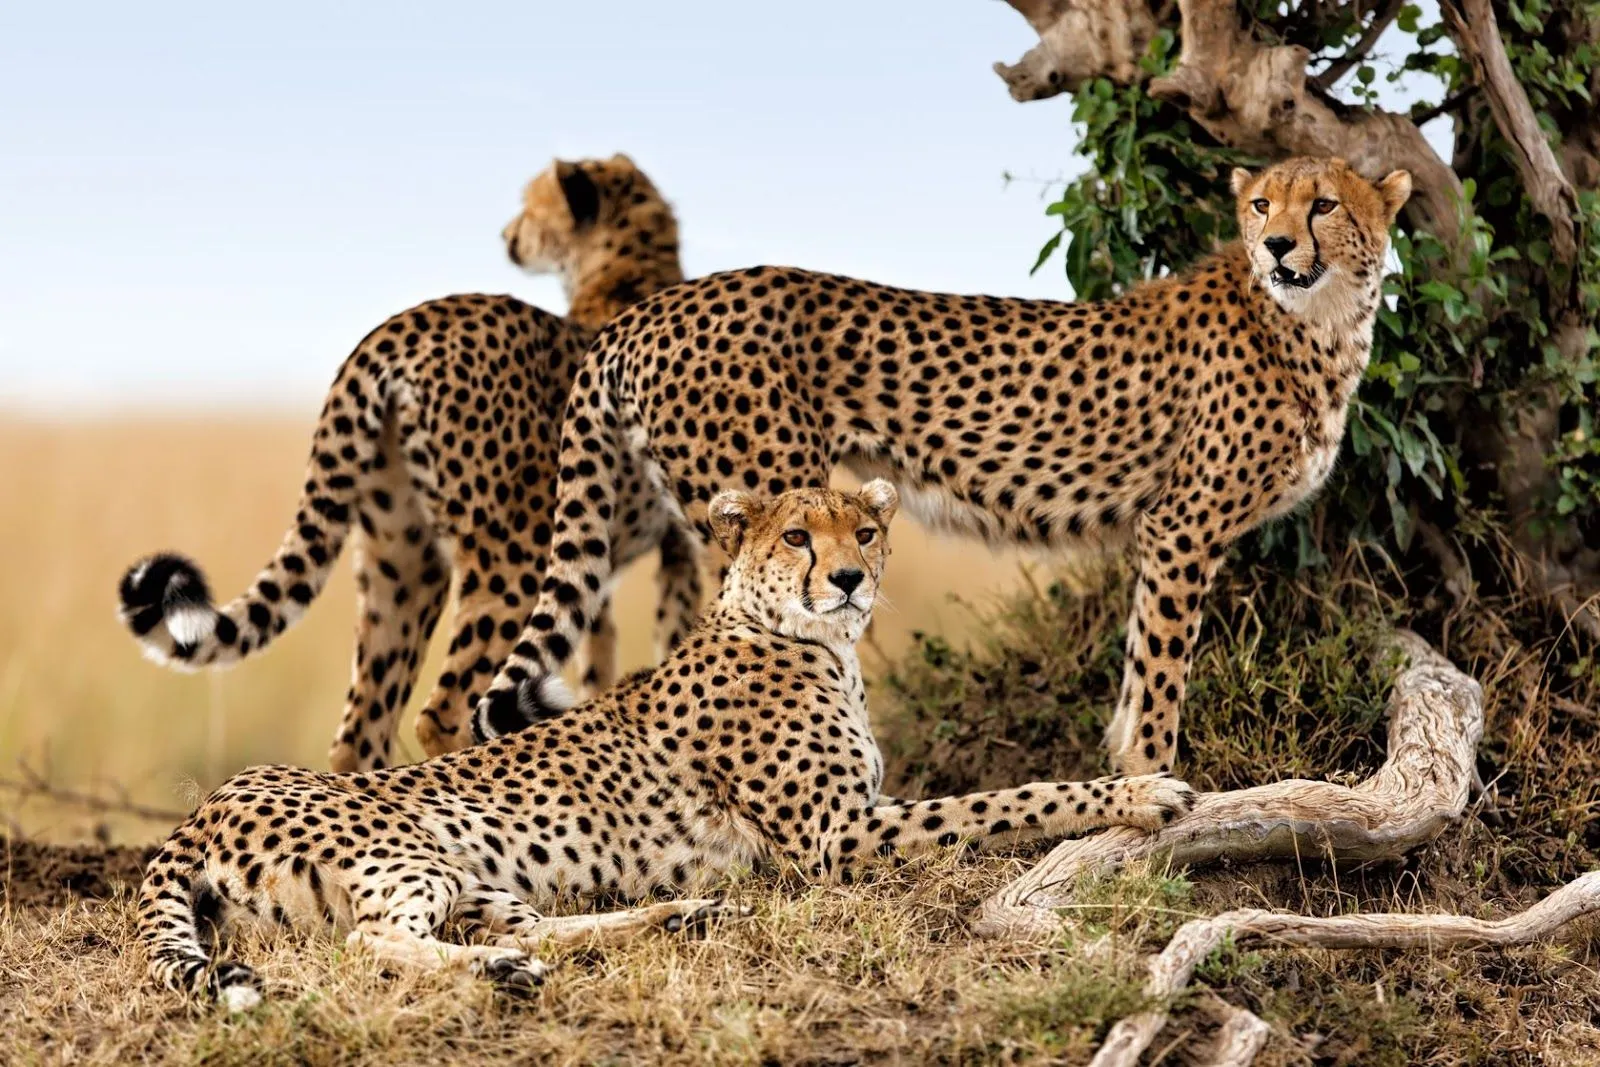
[1029, 3, 1600, 570]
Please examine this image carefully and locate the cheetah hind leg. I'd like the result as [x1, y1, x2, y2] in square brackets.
[577, 595, 618, 698]
[415, 579, 559, 757]
[328, 475, 449, 772]
[452, 887, 751, 951]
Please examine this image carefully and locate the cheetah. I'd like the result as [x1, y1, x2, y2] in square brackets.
[137, 481, 1193, 1008]
[470, 157, 1414, 777]
[117, 153, 702, 772]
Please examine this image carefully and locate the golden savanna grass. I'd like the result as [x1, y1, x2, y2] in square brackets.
[6, 414, 1600, 1065]
[0, 414, 1034, 841]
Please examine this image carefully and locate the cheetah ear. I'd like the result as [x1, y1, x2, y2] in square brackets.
[555, 161, 601, 229]
[1375, 169, 1413, 220]
[1229, 168, 1254, 197]
[608, 152, 638, 170]
[709, 489, 764, 555]
[856, 479, 899, 528]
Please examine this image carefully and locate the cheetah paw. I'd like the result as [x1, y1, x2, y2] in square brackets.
[1117, 774, 1198, 831]
[661, 897, 754, 937]
[482, 952, 551, 997]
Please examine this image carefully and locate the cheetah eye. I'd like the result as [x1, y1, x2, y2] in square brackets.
[855, 528, 876, 546]
[1251, 198, 1270, 215]
[782, 530, 810, 548]
[1312, 198, 1338, 216]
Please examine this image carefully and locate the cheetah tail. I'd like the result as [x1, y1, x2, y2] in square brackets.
[115, 355, 388, 672]
[469, 359, 626, 742]
[137, 834, 260, 1010]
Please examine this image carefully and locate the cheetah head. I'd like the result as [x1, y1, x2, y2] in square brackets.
[501, 153, 676, 284]
[708, 480, 899, 646]
[1232, 157, 1412, 323]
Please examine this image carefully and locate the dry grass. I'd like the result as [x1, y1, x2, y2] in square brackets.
[1, 842, 1188, 1066]
[5, 414, 1600, 1065]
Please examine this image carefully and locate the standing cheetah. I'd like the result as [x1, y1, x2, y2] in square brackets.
[117, 153, 702, 771]
[471, 157, 1413, 777]
[138, 482, 1193, 1008]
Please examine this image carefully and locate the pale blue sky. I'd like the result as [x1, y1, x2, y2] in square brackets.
[1, 1, 1091, 411]
[1, 2, 1447, 412]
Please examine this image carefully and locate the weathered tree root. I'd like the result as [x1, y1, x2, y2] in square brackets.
[1090, 871, 1600, 1067]
[1197, 992, 1271, 1067]
[975, 630, 1484, 939]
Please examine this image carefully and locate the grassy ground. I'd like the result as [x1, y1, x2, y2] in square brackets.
[4, 415, 1600, 1065]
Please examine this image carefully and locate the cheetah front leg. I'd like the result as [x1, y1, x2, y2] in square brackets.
[343, 867, 549, 992]
[347, 923, 550, 993]
[819, 776, 1194, 881]
[452, 888, 746, 950]
[329, 427, 450, 772]
[1106, 520, 1224, 776]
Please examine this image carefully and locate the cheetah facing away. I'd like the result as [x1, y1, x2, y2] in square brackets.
[116, 153, 701, 772]
[138, 481, 1193, 1008]
[473, 157, 1413, 777]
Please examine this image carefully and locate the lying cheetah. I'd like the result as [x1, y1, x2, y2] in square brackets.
[138, 482, 1193, 1007]
[117, 153, 701, 772]
[472, 157, 1413, 776]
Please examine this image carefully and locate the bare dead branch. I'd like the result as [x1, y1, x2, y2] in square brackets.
[1090, 869, 1600, 1067]
[1150, 0, 1465, 243]
[1313, 0, 1404, 91]
[993, 0, 1160, 101]
[1198, 992, 1272, 1066]
[1443, 0, 1581, 282]
[990, 0, 1468, 247]
[1410, 87, 1477, 128]
[974, 630, 1483, 939]
[1439, 0, 1598, 623]
[0, 763, 189, 824]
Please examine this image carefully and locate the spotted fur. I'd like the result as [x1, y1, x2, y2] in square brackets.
[474, 157, 1413, 776]
[137, 482, 1193, 1006]
[117, 154, 701, 771]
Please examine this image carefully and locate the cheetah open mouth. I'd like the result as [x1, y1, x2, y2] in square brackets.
[1270, 262, 1324, 289]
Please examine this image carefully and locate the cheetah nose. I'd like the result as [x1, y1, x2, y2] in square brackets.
[505, 234, 522, 265]
[1264, 235, 1296, 261]
[829, 569, 865, 596]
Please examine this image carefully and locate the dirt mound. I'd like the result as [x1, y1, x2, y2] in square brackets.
[1, 836, 151, 909]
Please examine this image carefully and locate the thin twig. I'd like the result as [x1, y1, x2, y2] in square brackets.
[1313, 0, 1404, 91]
[0, 763, 189, 823]
[1410, 87, 1478, 127]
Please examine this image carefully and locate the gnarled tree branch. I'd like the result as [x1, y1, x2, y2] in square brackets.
[1313, 0, 1404, 92]
[1090, 870, 1600, 1067]
[992, 0, 1467, 247]
[974, 631, 1484, 939]
[1442, 0, 1582, 285]
[1440, 0, 1599, 633]
[993, 0, 1160, 102]
[1198, 992, 1272, 1066]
